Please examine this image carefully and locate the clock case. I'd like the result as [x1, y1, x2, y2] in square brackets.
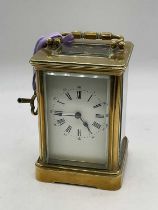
[29, 32, 133, 190]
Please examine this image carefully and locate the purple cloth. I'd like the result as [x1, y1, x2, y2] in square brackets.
[32, 33, 74, 91]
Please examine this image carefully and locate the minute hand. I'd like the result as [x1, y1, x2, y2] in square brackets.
[62, 113, 75, 116]
[54, 112, 75, 116]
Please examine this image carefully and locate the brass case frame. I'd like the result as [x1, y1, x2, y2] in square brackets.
[30, 36, 133, 190]
[35, 68, 128, 190]
[35, 137, 128, 190]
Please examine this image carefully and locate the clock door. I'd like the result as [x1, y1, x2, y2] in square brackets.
[43, 71, 110, 169]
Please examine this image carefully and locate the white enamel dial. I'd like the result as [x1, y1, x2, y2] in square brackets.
[43, 72, 110, 168]
[51, 88, 107, 140]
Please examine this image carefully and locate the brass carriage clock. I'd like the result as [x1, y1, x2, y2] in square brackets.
[18, 31, 133, 190]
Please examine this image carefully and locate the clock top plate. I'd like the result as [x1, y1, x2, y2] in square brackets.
[30, 39, 133, 75]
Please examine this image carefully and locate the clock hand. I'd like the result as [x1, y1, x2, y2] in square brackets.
[75, 112, 92, 134]
[62, 113, 75, 116]
[82, 121, 92, 134]
[54, 112, 75, 116]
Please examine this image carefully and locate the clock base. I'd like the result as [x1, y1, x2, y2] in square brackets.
[35, 137, 128, 190]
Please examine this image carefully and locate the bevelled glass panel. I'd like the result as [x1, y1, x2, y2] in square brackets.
[43, 71, 110, 169]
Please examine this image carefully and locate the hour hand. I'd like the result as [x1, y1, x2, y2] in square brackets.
[75, 112, 92, 134]
[54, 111, 75, 116]
[83, 121, 93, 134]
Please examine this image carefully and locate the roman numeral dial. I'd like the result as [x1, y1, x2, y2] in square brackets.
[96, 114, 104, 118]
[51, 87, 108, 140]
[92, 121, 101, 129]
[93, 103, 101, 108]
[77, 129, 81, 140]
[77, 91, 81, 99]
[64, 125, 72, 135]
[54, 111, 63, 116]
[65, 92, 72, 100]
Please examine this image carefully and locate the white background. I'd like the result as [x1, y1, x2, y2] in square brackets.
[0, 0, 158, 210]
